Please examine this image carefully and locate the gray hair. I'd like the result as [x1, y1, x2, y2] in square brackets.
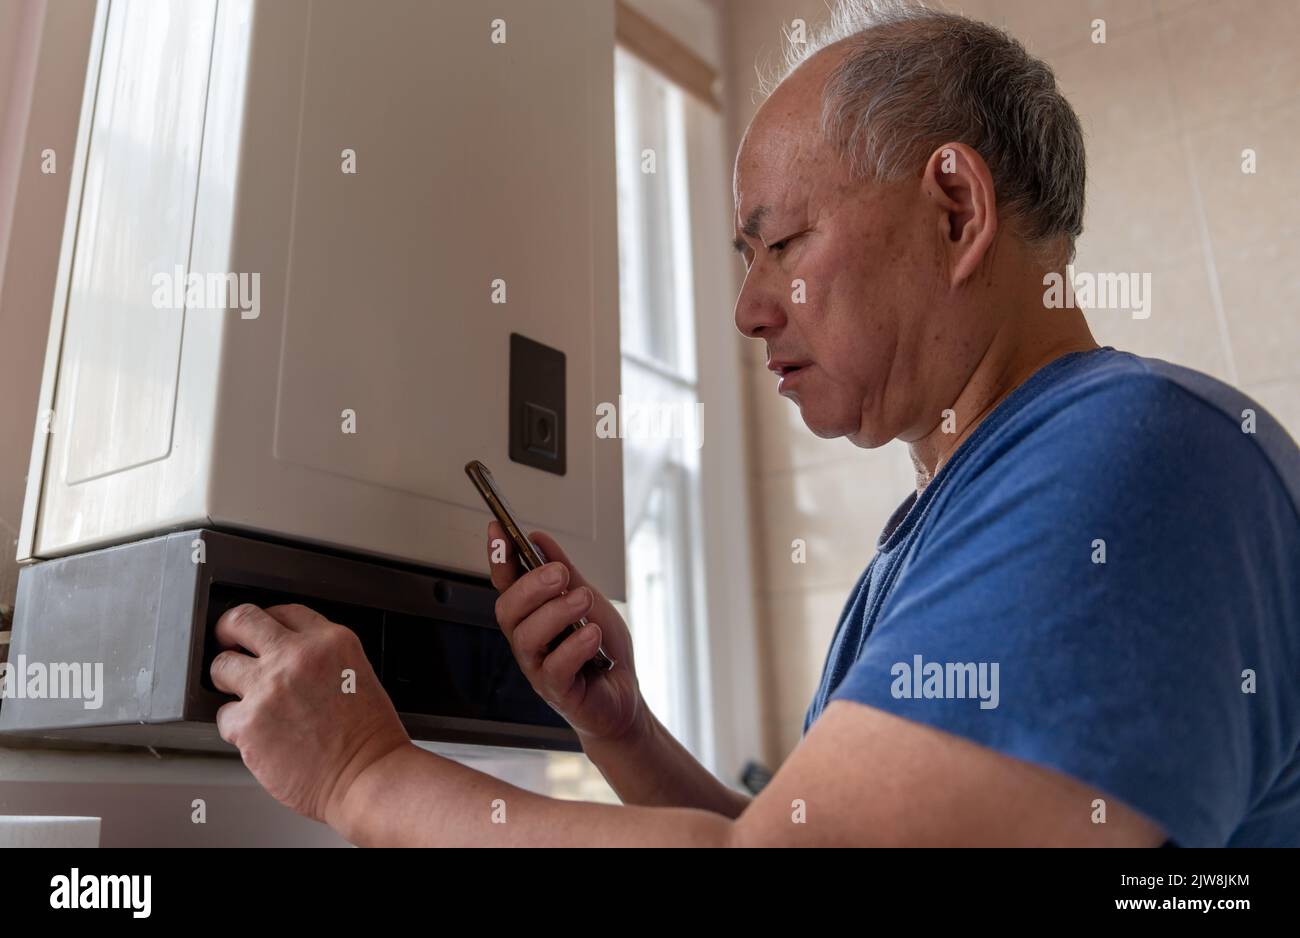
[762, 0, 1086, 264]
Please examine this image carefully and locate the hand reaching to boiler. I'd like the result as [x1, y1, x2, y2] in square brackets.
[487, 522, 644, 743]
[210, 603, 412, 827]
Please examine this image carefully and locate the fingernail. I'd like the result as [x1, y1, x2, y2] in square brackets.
[568, 587, 588, 607]
[541, 564, 565, 586]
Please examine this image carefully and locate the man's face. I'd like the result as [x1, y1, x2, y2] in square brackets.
[732, 54, 986, 448]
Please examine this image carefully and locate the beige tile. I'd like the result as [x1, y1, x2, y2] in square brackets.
[769, 711, 800, 763]
[723, 0, 835, 115]
[1216, 237, 1300, 386]
[1240, 379, 1300, 445]
[757, 445, 914, 594]
[739, 329, 767, 370]
[1051, 16, 1177, 151]
[1074, 135, 1203, 275]
[760, 583, 855, 758]
[1159, 0, 1300, 132]
[937, 0, 1005, 30]
[1186, 96, 1300, 261]
[1082, 259, 1233, 382]
[992, 0, 1157, 56]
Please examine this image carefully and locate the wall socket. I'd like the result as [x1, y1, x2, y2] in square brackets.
[509, 333, 567, 475]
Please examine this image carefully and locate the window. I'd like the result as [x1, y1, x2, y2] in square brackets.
[614, 47, 708, 755]
[551, 7, 763, 796]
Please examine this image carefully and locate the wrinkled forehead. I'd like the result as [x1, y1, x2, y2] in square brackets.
[732, 116, 843, 238]
[732, 50, 846, 224]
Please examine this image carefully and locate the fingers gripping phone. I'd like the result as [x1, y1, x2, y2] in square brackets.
[466, 460, 616, 671]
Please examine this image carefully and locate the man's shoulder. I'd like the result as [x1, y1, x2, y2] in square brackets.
[1127, 356, 1300, 502]
[1025, 349, 1261, 435]
[993, 349, 1300, 514]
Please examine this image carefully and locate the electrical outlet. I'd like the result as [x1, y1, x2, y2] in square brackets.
[509, 333, 567, 475]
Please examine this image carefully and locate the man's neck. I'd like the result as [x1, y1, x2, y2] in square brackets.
[907, 313, 1099, 494]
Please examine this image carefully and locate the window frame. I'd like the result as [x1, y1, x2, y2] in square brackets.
[614, 0, 762, 784]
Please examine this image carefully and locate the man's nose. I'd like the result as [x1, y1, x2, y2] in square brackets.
[734, 271, 787, 339]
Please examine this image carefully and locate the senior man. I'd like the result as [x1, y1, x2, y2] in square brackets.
[210, 2, 1300, 847]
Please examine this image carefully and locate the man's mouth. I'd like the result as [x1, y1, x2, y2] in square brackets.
[767, 359, 813, 392]
[767, 359, 812, 377]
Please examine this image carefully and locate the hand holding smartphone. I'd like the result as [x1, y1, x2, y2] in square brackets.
[465, 460, 616, 671]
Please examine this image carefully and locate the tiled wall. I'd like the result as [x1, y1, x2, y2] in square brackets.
[719, 0, 1300, 761]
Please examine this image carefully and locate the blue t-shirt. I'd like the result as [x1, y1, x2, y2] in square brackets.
[803, 347, 1300, 847]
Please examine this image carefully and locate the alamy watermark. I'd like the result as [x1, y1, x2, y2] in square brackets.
[50, 869, 150, 918]
[151, 265, 260, 319]
[595, 396, 704, 450]
[0, 656, 104, 709]
[890, 654, 1000, 710]
[1043, 266, 1151, 320]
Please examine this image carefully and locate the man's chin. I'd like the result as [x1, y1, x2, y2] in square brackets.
[845, 424, 893, 448]
[793, 404, 852, 441]
[792, 396, 890, 447]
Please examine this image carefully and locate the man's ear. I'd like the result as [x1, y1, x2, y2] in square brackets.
[921, 142, 998, 287]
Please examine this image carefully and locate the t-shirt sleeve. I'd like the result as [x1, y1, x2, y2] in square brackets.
[828, 376, 1300, 846]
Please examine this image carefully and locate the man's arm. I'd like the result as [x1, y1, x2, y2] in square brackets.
[482, 525, 749, 816]
[577, 709, 751, 819]
[212, 602, 1165, 846]
[330, 700, 1166, 847]
[328, 742, 735, 847]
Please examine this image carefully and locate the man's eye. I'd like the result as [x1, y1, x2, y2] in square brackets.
[768, 233, 799, 254]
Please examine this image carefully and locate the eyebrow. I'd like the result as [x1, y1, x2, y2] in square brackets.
[731, 204, 770, 254]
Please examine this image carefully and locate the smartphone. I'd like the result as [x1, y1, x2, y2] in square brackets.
[465, 460, 615, 671]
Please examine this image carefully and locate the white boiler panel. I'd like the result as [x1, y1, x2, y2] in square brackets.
[19, 0, 626, 597]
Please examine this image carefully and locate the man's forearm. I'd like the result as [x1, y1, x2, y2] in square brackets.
[578, 709, 752, 818]
[331, 743, 737, 847]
